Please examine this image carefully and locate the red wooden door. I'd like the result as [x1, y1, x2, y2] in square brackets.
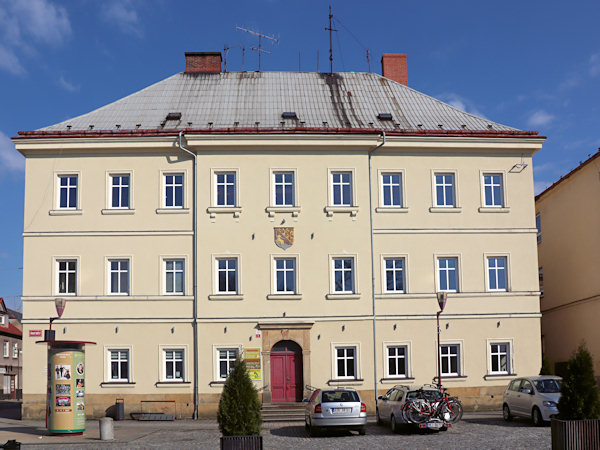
[270, 341, 303, 402]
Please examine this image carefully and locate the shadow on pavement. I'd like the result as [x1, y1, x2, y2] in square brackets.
[0, 402, 22, 420]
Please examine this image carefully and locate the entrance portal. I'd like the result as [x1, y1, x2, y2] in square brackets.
[270, 340, 303, 402]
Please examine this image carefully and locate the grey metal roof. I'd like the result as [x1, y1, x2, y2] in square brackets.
[39, 72, 518, 132]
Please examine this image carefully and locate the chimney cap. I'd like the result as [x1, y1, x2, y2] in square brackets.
[185, 51, 222, 58]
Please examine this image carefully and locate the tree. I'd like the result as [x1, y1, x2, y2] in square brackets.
[540, 354, 553, 375]
[217, 357, 262, 436]
[558, 343, 600, 420]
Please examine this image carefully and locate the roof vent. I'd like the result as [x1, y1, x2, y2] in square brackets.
[377, 113, 393, 121]
[282, 112, 298, 119]
[166, 112, 182, 121]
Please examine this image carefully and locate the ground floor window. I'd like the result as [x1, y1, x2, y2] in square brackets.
[386, 345, 408, 378]
[109, 349, 129, 381]
[335, 346, 357, 379]
[490, 342, 510, 374]
[164, 349, 184, 381]
[440, 344, 460, 376]
[217, 348, 238, 379]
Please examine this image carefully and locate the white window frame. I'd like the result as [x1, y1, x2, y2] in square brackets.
[330, 255, 356, 295]
[109, 172, 132, 209]
[0, 315, 5, 326]
[163, 172, 185, 208]
[214, 346, 241, 380]
[330, 170, 354, 206]
[57, 174, 79, 210]
[439, 342, 462, 377]
[3, 341, 8, 358]
[272, 170, 296, 207]
[382, 255, 407, 294]
[487, 339, 513, 375]
[383, 341, 411, 379]
[214, 171, 237, 207]
[272, 256, 298, 295]
[433, 172, 456, 207]
[331, 342, 360, 380]
[159, 344, 188, 382]
[163, 258, 185, 295]
[379, 170, 405, 208]
[536, 214, 542, 243]
[55, 258, 78, 296]
[481, 172, 505, 208]
[12, 342, 18, 359]
[104, 345, 133, 383]
[214, 256, 240, 295]
[436, 255, 460, 293]
[162, 348, 185, 381]
[107, 258, 131, 296]
[485, 254, 510, 292]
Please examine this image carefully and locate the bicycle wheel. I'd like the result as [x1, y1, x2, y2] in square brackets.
[442, 399, 463, 424]
[406, 402, 429, 424]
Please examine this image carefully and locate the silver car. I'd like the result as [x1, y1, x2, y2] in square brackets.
[304, 388, 367, 436]
[502, 376, 562, 426]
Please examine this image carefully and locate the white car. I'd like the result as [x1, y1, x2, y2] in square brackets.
[304, 388, 367, 436]
[502, 376, 562, 426]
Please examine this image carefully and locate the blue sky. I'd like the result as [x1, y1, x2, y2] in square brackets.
[0, 0, 598, 311]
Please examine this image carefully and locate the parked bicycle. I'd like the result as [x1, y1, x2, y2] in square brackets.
[401, 385, 463, 425]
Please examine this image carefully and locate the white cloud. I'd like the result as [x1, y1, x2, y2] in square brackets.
[590, 53, 600, 77]
[0, 131, 25, 173]
[533, 161, 556, 175]
[527, 110, 555, 127]
[534, 180, 552, 196]
[437, 93, 486, 118]
[58, 75, 79, 92]
[102, 0, 143, 38]
[0, 0, 71, 75]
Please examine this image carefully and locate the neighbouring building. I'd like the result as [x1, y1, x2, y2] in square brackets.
[1, 298, 22, 399]
[535, 150, 600, 382]
[14, 52, 545, 419]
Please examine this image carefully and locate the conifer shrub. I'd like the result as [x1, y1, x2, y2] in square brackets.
[540, 354, 553, 375]
[558, 343, 600, 420]
[217, 357, 262, 436]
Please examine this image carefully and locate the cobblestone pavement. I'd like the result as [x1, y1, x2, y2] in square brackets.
[17, 413, 551, 449]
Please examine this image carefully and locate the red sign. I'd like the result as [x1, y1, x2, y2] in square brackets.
[29, 330, 42, 337]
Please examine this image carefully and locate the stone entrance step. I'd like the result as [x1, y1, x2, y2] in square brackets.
[261, 402, 306, 422]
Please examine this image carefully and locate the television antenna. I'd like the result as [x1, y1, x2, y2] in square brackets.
[236, 26, 279, 71]
[324, 5, 338, 73]
[224, 44, 245, 72]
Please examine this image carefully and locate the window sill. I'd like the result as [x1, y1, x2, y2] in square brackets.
[267, 294, 302, 300]
[440, 375, 468, 381]
[209, 380, 227, 387]
[266, 206, 301, 217]
[100, 382, 136, 387]
[483, 373, 516, 380]
[325, 206, 359, 217]
[156, 208, 190, 214]
[49, 209, 82, 216]
[327, 378, 364, 386]
[380, 377, 415, 384]
[208, 294, 244, 301]
[207, 206, 242, 218]
[155, 381, 191, 387]
[429, 207, 461, 213]
[376, 292, 406, 299]
[102, 209, 135, 215]
[326, 293, 361, 300]
[375, 207, 409, 213]
[478, 207, 510, 213]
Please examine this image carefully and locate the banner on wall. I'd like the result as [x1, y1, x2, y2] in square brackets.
[244, 348, 261, 380]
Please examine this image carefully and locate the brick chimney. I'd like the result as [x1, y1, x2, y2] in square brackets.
[185, 52, 222, 73]
[381, 54, 407, 86]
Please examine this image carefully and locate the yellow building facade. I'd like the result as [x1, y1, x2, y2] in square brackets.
[15, 52, 545, 419]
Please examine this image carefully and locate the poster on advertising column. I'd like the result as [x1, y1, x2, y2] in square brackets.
[244, 348, 261, 380]
[49, 348, 86, 434]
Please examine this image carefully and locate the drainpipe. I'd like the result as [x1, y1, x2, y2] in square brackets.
[178, 131, 198, 420]
[369, 131, 385, 407]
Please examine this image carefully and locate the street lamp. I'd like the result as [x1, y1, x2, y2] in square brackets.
[436, 292, 447, 389]
[45, 297, 66, 341]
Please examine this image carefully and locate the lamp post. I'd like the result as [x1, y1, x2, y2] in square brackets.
[45, 298, 66, 341]
[436, 292, 447, 389]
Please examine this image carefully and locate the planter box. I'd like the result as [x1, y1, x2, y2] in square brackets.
[220, 435, 263, 450]
[551, 418, 600, 450]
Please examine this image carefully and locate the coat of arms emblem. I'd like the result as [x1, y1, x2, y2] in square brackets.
[274, 227, 294, 250]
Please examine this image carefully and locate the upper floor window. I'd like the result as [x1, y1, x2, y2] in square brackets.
[490, 342, 510, 374]
[383, 257, 405, 293]
[12, 342, 18, 358]
[437, 257, 458, 292]
[274, 258, 296, 294]
[57, 259, 77, 295]
[487, 256, 507, 291]
[381, 173, 403, 207]
[273, 172, 295, 206]
[59, 175, 78, 209]
[483, 173, 504, 207]
[536, 214, 542, 243]
[110, 174, 130, 209]
[216, 258, 238, 294]
[332, 257, 355, 294]
[164, 174, 184, 208]
[0, 315, 5, 326]
[164, 259, 184, 295]
[434, 173, 455, 207]
[3, 341, 8, 357]
[109, 259, 129, 295]
[215, 172, 236, 207]
[331, 172, 353, 206]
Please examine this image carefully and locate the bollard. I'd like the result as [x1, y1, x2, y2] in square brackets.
[99, 417, 114, 441]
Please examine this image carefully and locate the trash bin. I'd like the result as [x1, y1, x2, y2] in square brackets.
[115, 398, 124, 421]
